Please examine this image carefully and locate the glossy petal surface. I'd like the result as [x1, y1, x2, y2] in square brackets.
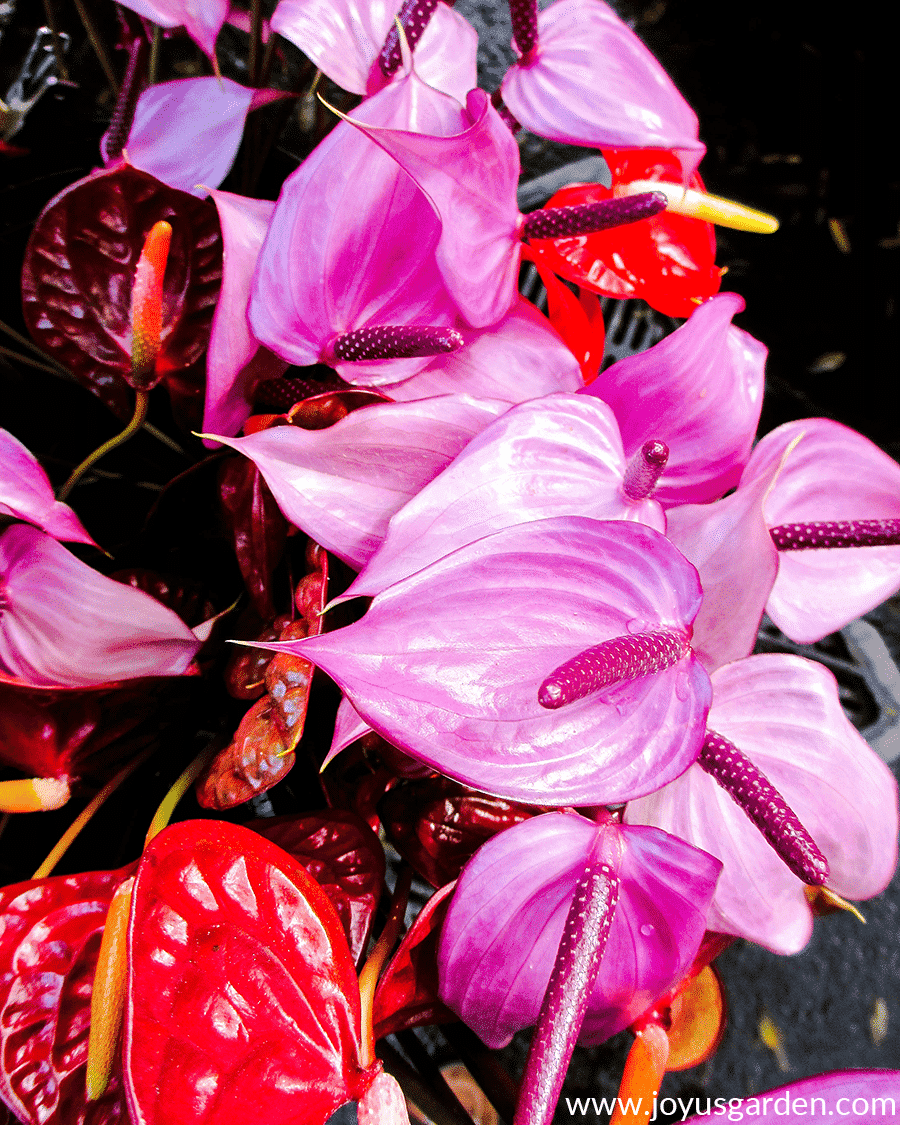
[580, 294, 766, 505]
[666, 456, 781, 672]
[21, 165, 221, 419]
[0, 525, 199, 687]
[249, 75, 461, 384]
[626, 654, 899, 953]
[272, 0, 477, 100]
[341, 394, 665, 600]
[380, 297, 581, 403]
[125, 820, 373, 1125]
[0, 429, 96, 545]
[501, 0, 703, 176]
[350, 88, 521, 328]
[0, 865, 136, 1125]
[438, 813, 720, 1048]
[743, 419, 900, 642]
[248, 811, 385, 964]
[289, 518, 710, 805]
[207, 395, 507, 568]
[117, 78, 253, 196]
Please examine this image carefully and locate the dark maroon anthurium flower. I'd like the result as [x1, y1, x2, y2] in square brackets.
[438, 812, 721, 1048]
[0, 429, 96, 546]
[21, 164, 222, 421]
[274, 518, 711, 806]
[498, 0, 704, 177]
[124, 820, 379, 1125]
[0, 864, 137, 1125]
[626, 654, 899, 954]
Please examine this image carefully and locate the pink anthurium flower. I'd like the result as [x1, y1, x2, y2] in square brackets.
[205, 395, 508, 569]
[272, 0, 478, 101]
[0, 524, 200, 687]
[0, 429, 96, 546]
[337, 393, 666, 601]
[378, 296, 582, 403]
[105, 77, 287, 197]
[248, 72, 468, 383]
[579, 293, 767, 506]
[114, 0, 228, 62]
[202, 190, 287, 442]
[438, 811, 721, 1048]
[686, 1071, 900, 1124]
[273, 517, 711, 806]
[742, 418, 900, 643]
[499, 0, 704, 178]
[626, 654, 899, 954]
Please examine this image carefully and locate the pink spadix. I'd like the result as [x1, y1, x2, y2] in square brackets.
[521, 192, 668, 241]
[378, 0, 442, 77]
[539, 629, 690, 709]
[514, 848, 620, 1125]
[623, 439, 669, 501]
[699, 729, 828, 885]
[329, 325, 464, 363]
[770, 517, 900, 550]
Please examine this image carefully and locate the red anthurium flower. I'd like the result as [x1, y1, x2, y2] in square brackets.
[578, 293, 767, 506]
[124, 820, 380, 1125]
[0, 429, 96, 546]
[0, 524, 200, 688]
[499, 0, 704, 177]
[530, 149, 721, 318]
[0, 864, 137, 1125]
[626, 654, 899, 954]
[272, 0, 477, 100]
[438, 812, 721, 1048]
[277, 518, 711, 806]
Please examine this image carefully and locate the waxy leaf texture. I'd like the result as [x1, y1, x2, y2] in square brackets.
[125, 820, 375, 1125]
[0, 865, 137, 1125]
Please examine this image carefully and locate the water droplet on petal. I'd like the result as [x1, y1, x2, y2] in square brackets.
[640, 923, 654, 937]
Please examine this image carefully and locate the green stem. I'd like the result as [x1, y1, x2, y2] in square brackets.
[148, 24, 162, 85]
[72, 0, 120, 95]
[57, 390, 149, 502]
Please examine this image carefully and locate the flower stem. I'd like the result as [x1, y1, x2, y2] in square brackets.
[57, 390, 149, 502]
[358, 864, 413, 1068]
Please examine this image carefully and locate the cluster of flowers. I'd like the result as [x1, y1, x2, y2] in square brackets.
[2, 0, 900, 1122]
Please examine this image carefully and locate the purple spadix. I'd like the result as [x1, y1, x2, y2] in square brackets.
[699, 728, 829, 885]
[623, 439, 669, 501]
[770, 517, 900, 551]
[330, 325, 464, 363]
[539, 629, 691, 709]
[378, 0, 442, 77]
[521, 192, 668, 242]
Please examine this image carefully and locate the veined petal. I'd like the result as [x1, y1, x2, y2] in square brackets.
[0, 429, 96, 546]
[626, 654, 899, 954]
[0, 525, 199, 687]
[742, 418, 900, 643]
[500, 0, 704, 177]
[438, 812, 720, 1048]
[341, 394, 665, 600]
[115, 0, 228, 59]
[580, 293, 766, 506]
[286, 518, 710, 805]
[204, 395, 508, 568]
